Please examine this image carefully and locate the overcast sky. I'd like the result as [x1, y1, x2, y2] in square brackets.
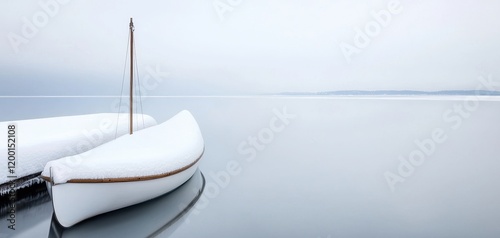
[1, 0, 500, 96]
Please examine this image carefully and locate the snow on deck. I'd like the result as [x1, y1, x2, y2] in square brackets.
[0, 114, 157, 184]
[42, 110, 204, 184]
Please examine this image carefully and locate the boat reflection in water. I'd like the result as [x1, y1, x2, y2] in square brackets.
[0, 184, 52, 238]
[49, 169, 205, 238]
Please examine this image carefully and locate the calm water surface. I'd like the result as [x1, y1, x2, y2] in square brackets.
[1, 96, 500, 237]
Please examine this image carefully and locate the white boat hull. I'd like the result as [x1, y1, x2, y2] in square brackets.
[49, 161, 199, 227]
[48, 169, 205, 237]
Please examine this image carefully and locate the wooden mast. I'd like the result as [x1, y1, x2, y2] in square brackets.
[129, 18, 134, 135]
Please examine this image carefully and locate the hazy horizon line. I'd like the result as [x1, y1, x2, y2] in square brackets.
[1, 89, 500, 98]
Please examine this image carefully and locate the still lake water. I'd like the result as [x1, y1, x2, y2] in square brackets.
[1, 96, 500, 237]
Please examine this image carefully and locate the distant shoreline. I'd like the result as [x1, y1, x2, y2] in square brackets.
[277, 90, 500, 96]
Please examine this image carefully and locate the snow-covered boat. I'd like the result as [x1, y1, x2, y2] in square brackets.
[41, 110, 204, 227]
[0, 113, 156, 186]
[40, 18, 205, 227]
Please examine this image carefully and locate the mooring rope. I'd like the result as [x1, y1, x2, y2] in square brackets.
[114, 31, 130, 139]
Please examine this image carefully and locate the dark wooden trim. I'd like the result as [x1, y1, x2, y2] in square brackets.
[41, 149, 203, 184]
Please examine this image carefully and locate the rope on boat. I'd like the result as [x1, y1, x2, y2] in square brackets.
[114, 30, 131, 139]
[133, 37, 146, 130]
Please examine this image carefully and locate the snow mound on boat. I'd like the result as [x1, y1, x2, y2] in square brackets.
[0, 114, 157, 185]
[42, 110, 204, 184]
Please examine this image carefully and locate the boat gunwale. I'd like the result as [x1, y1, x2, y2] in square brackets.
[40, 148, 204, 184]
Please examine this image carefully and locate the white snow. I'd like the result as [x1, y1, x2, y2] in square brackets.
[42, 110, 204, 184]
[0, 113, 157, 184]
